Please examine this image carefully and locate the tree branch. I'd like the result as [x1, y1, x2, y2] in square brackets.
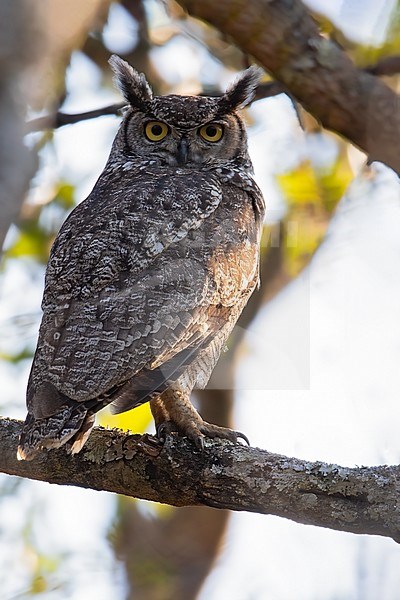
[25, 82, 288, 133]
[1, 418, 399, 542]
[365, 55, 400, 77]
[176, 0, 400, 174]
[25, 102, 126, 133]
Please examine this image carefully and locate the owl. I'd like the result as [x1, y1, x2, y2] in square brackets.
[17, 55, 265, 461]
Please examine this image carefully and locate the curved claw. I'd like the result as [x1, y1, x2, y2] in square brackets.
[156, 421, 179, 443]
[156, 422, 169, 442]
[236, 431, 250, 446]
[194, 434, 205, 451]
[197, 422, 250, 447]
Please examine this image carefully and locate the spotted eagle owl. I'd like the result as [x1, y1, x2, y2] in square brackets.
[17, 56, 265, 461]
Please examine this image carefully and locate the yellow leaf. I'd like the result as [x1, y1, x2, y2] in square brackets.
[31, 575, 47, 594]
[98, 402, 153, 433]
[277, 161, 321, 206]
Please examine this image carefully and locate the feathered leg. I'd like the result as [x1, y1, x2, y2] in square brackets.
[151, 389, 249, 449]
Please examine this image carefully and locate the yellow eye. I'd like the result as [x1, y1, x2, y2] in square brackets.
[199, 123, 223, 142]
[145, 121, 169, 141]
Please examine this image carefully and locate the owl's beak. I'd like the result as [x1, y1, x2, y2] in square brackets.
[177, 137, 189, 165]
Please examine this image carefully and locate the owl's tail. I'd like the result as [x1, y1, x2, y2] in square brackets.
[17, 403, 95, 461]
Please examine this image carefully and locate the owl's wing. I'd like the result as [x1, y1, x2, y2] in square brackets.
[43, 166, 223, 307]
[29, 168, 236, 405]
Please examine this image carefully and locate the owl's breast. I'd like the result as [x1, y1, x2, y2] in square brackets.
[205, 196, 261, 307]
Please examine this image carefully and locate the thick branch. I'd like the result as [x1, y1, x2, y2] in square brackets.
[1, 418, 399, 542]
[177, 0, 400, 174]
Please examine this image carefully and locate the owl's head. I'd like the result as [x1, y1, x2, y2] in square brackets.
[109, 55, 261, 168]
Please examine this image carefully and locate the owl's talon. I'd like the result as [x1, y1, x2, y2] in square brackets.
[156, 421, 177, 442]
[198, 424, 250, 446]
[236, 431, 250, 446]
[193, 434, 205, 451]
[186, 425, 248, 449]
[156, 421, 206, 450]
[152, 390, 250, 450]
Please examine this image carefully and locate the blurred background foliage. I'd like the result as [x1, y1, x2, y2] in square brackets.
[1, 0, 399, 598]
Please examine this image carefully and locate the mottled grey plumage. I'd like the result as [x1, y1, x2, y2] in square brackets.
[17, 55, 265, 460]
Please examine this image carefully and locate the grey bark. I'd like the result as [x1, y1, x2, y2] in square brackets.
[1, 418, 399, 543]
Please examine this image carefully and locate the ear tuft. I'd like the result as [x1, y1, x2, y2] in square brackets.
[109, 54, 153, 110]
[221, 66, 263, 111]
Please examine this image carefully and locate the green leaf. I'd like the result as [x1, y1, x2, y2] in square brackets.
[0, 347, 34, 363]
[54, 183, 76, 209]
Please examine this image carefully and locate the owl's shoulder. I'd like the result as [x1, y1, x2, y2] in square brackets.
[207, 159, 265, 220]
